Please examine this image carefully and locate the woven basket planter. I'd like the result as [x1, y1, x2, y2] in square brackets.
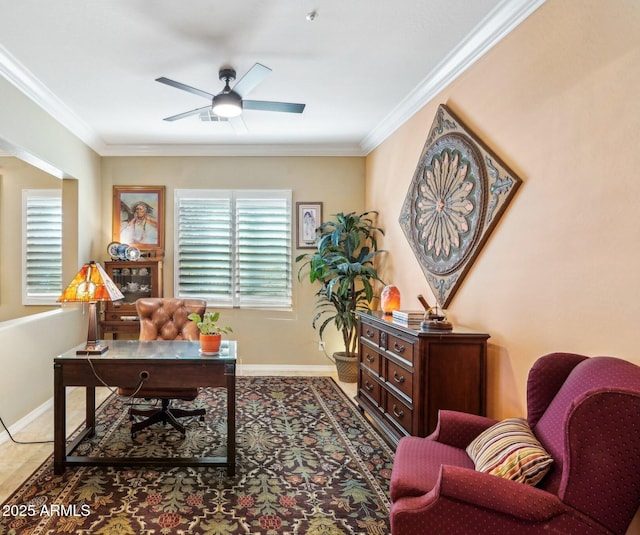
[334, 352, 358, 383]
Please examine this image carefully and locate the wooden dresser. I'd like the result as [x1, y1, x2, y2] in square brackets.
[355, 311, 489, 446]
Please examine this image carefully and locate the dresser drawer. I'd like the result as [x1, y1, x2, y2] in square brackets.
[385, 391, 413, 435]
[100, 321, 139, 333]
[106, 312, 138, 321]
[386, 333, 414, 363]
[385, 360, 413, 401]
[360, 322, 381, 346]
[360, 346, 382, 375]
[359, 369, 382, 407]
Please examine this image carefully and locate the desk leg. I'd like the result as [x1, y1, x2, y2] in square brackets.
[53, 363, 65, 475]
[86, 386, 96, 437]
[227, 365, 236, 476]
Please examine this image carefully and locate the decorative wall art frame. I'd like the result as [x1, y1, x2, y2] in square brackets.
[296, 202, 323, 249]
[399, 104, 522, 307]
[113, 186, 165, 254]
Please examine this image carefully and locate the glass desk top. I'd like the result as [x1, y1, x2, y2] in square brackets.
[56, 340, 237, 361]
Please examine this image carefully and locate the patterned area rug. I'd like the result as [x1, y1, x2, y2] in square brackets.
[1, 377, 394, 534]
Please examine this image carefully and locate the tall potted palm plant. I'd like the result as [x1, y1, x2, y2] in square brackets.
[296, 211, 385, 382]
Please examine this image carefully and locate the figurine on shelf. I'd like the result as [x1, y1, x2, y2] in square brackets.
[417, 294, 453, 331]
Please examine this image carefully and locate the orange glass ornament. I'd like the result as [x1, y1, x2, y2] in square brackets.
[380, 285, 401, 315]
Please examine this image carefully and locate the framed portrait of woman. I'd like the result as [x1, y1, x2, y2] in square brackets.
[296, 202, 322, 249]
[113, 186, 165, 254]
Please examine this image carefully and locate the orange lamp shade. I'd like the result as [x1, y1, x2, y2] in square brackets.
[380, 285, 401, 315]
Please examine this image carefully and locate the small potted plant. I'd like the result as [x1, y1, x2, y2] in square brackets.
[187, 311, 233, 354]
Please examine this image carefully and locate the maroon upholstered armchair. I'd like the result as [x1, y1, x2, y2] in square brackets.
[390, 353, 640, 534]
[118, 298, 207, 438]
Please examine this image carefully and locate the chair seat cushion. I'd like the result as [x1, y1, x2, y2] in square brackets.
[118, 387, 199, 400]
[466, 417, 553, 486]
[390, 436, 474, 502]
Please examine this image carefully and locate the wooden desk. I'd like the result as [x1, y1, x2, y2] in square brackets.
[53, 340, 237, 476]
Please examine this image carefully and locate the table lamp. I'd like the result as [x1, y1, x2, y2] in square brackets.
[380, 285, 401, 315]
[57, 260, 124, 354]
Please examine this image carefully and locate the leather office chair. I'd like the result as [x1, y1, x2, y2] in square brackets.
[118, 297, 207, 438]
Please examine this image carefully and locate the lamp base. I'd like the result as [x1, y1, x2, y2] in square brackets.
[76, 343, 109, 355]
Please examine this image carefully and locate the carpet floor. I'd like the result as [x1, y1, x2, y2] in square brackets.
[0, 376, 394, 534]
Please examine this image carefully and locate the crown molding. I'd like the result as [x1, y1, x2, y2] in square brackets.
[0, 0, 545, 158]
[360, 0, 546, 154]
[0, 44, 102, 151]
[97, 142, 366, 157]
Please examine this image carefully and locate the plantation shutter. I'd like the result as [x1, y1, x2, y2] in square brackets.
[236, 192, 291, 308]
[175, 190, 234, 306]
[175, 189, 291, 308]
[22, 189, 63, 305]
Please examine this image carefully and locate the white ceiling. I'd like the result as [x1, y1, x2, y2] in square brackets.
[0, 0, 544, 157]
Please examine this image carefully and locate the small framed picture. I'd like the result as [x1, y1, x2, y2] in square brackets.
[296, 202, 323, 249]
[113, 186, 165, 253]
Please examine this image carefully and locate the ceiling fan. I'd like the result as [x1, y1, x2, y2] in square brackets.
[156, 63, 305, 132]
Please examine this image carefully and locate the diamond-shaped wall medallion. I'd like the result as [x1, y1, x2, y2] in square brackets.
[399, 104, 522, 307]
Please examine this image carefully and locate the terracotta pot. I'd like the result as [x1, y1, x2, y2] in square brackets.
[200, 333, 222, 354]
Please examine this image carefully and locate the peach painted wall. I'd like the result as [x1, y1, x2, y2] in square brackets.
[366, 0, 640, 422]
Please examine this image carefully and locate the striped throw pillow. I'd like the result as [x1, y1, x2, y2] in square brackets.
[466, 417, 553, 486]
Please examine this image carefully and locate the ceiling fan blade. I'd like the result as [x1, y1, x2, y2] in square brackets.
[156, 77, 214, 100]
[243, 100, 306, 114]
[231, 63, 271, 98]
[163, 106, 211, 121]
[228, 115, 248, 135]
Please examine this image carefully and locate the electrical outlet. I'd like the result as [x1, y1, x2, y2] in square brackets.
[318, 341, 325, 351]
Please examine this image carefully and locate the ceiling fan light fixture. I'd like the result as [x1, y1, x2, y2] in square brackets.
[212, 92, 242, 118]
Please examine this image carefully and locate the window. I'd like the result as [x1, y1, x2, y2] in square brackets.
[22, 189, 63, 305]
[175, 189, 292, 308]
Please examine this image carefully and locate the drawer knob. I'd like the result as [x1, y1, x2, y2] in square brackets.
[392, 404, 405, 418]
[393, 370, 405, 384]
[393, 341, 405, 353]
[365, 328, 375, 338]
[365, 381, 374, 392]
[365, 354, 375, 363]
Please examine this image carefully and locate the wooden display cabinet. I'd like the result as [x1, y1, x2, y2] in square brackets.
[99, 260, 163, 339]
[355, 311, 489, 447]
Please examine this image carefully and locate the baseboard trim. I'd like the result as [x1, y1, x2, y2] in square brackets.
[237, 364, 336, 375]
[0, 390, 70, 446]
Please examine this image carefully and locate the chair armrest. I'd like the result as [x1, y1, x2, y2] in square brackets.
[392, 465, 567, 533]
[429, 410, 498, 449]
[436, 465, 565, 520]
